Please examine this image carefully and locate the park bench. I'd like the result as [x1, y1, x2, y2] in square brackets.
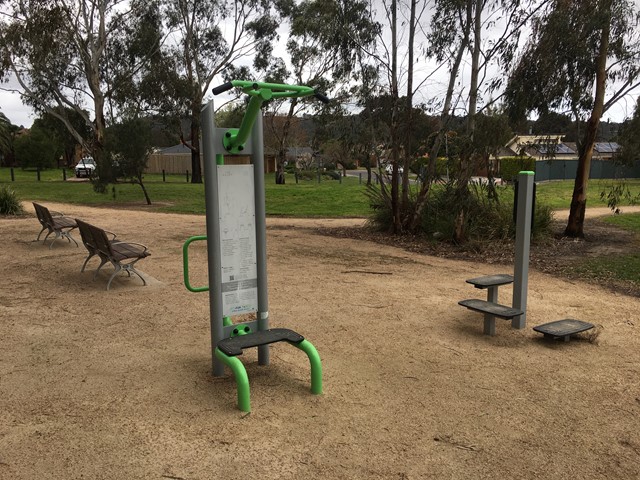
[33, 202, 79, 249]
[75, 218, 150, 290]
[75, 218, 120, 274]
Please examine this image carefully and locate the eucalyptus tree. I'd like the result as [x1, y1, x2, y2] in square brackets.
[0, 111, 13, 165]
[32, 108, 92, 167]
[0, 0, 159, 185]
[104, 117, 154, 205]
[262, 0, 379, 184]
[362, 0, 538, 237]
[505, 0, 640, 238]
[617, 98, 640, 166]
[156, 0, 280, 183]
[411, 0, 545, 241]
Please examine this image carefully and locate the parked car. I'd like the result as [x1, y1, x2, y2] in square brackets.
[384, 163, 404, 175]
[75, 157, 96, 178]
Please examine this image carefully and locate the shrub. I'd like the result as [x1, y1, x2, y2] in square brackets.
[419, 181, 553, 243]
[499, 156, 536, 182]
[0, 185, 25, 215]
[325, 170, 341, 180]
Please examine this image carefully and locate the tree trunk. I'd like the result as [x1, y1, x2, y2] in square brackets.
[189, 106, 203, 184]
[564, 0, 611, 238]
[137, 174, 152, 205]
[408, 1, 472, 233]
[390, 0, 401, 233]
[453, 0, 481, 244]
[276, 99, 298, 185]
[401, 0, 417, 212]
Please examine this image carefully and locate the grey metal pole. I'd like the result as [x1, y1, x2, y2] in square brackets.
[201, 101, 225, 376]
[252, 114, 270, 366]
[512, 171, 534, 329]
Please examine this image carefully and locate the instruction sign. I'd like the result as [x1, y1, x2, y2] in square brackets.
[217, 165, 258, 316]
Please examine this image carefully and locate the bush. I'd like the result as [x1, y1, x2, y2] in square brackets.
[13, 128, 58, 170]
[499, 156, 536, 182]
[419, 181, 552, 243]
[0, 185, 25, 215]
[411, 156, 449, 179]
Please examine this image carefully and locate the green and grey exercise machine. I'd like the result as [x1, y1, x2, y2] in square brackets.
[459, 171, 594, 340]
[183, 80, 328, 412]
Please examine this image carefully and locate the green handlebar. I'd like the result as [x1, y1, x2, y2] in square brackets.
[212, 80, 327, 154]
[183, 235, 209, 292]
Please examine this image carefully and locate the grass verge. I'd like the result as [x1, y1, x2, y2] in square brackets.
[570, 213, 640, 292]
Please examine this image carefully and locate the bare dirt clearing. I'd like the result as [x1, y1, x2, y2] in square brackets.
[1, 202, 639, 479]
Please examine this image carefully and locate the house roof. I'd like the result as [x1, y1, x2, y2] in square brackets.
[535, 143, 575, 155]
[594, 142, 620, 153]
[157, 144, 194, 155]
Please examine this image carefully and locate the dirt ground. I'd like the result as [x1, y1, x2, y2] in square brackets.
[1, 202, 639, 480]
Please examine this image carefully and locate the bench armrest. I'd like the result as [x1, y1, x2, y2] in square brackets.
[49, 210, 65, 217]
[123, 242, 149, 253]
[104, 230, 118, 241]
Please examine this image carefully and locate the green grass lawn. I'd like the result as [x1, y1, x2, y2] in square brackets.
[4, 167, 639, 291]
[535, 179, 640, 209]
[602, 211, 640, 232]
[572, 212, 640, 290]
[4, 167, 640, 216]
[1, 168, 372, 217]
[3, 167, 640, 216]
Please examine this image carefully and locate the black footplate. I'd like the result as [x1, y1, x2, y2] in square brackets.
[533, 319, 594, 340]
[217, 328, 305, 356]
[458, 299, 523, 319]
[466, 274, 514, 289]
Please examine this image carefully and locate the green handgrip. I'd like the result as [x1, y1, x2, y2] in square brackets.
[230, 80, 315, 95]
[183, 235, 209, 292]
[223, 80, 318, 154]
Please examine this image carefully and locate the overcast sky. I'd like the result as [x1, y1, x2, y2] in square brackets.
[1, 3, 639, 129]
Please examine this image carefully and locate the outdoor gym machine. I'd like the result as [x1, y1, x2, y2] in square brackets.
[182, 80, 328, 412]
[458, 171, 535, 334]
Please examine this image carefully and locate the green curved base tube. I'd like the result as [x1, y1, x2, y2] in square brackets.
[292, 340, 323, 395]
[215, 348, 251, 412]
[214, 339, 323, 412]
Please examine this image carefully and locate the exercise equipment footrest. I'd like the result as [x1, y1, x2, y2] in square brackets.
[466, 274, 514, 289]
[458, 299, 523, 319]
[533, 319, 594, 340]
[217, 328, 304, 356]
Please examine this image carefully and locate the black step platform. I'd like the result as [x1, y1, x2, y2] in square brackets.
[458, 299, 523, 319]
[217, 328, 304, 356]
[533, 319, 594, 341]
[466, 274, 514, 289]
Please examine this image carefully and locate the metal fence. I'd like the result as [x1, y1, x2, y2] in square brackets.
[534, 159, 640, 182]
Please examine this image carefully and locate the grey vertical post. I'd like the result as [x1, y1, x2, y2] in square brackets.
[484, 287, 498, 335]
[201, 101, 225, 376]
[512, 171, 534, 329]
[252, 114, 270, 366]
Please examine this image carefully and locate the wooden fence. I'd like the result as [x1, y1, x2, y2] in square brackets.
[146, 153, 276, 174]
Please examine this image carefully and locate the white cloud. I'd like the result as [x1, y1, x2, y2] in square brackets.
[0, 89, 34, 127]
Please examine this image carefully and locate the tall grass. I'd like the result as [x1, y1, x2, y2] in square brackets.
[0, 185, 25, 215]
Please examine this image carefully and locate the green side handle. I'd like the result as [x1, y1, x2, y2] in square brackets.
[182, 235, 209, 292]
